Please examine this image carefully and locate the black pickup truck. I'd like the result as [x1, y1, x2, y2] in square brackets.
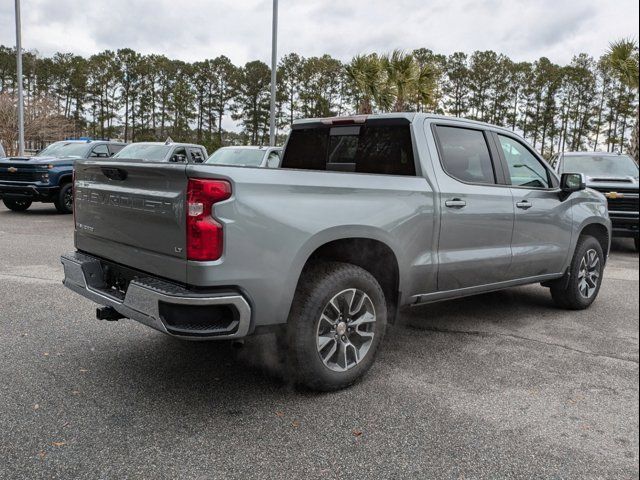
[552, 151, 639, 251]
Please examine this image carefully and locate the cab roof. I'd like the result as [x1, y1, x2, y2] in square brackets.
[293, 112, 521, 137]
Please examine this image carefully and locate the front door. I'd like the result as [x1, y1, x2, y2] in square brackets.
[495, 134, 572, 278]
[432, 125, 515, 291]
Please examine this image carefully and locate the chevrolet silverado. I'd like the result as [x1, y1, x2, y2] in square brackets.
[61, 113, 611, 391]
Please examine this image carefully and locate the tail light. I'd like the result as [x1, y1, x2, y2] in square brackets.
[186, 178, 231, 261]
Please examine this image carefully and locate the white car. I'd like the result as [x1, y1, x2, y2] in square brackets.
[206, 146, 282, 168]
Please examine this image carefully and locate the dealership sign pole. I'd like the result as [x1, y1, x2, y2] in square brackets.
[268, 0, 278, 147]
[15, 0, 25, 156]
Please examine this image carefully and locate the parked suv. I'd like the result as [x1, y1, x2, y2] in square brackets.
[62, 114, 611, 391]
[552, 151, 639, 251]
[0, 139, 126, 213]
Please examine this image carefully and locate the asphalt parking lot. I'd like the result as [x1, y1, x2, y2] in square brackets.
[0, 203, 638, 479]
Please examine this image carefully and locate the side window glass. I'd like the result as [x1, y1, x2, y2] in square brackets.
[266, 151, 281, 168]
[108, 144, 124, 156]
[90, 144, 110, 158]
[171, 147, 187, 163]
[189, 148, 204, 163]
[498, 135, 550, 188]
[435, 126, 496, 184]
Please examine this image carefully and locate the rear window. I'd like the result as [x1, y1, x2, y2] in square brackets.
[282, 124, 416, 176]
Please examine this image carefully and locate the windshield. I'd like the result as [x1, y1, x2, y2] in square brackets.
[206, 148, 265, 167]
[563, 155, 639, 178]
[113, 144, 171, 162]
[36, 142, 91, 159]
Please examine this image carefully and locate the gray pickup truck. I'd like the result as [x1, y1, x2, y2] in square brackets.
[61, 113, 611, 391]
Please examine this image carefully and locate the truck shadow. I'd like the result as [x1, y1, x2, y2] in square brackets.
[99, 283, 559, 402]
[609, 237, 637, 254]
[0, 207, 63, 216]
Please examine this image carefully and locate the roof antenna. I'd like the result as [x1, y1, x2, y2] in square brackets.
[164, 137, 173, 145]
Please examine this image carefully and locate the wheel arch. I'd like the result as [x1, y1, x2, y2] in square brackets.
[290, 229, 402, 324]
[58, 173, 73, 185]
[578, 221, 611, 262]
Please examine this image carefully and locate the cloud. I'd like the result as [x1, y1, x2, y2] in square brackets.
[0, 0, 638, 65]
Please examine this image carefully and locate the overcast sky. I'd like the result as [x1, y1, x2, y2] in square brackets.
[1, 0, 638, 66]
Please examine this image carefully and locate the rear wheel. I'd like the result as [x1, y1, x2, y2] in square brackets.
[286, 261, 386, 391]
[54, 183, 73, 214]
[3, 198, 32, 212]
[550, 235, 604, 310]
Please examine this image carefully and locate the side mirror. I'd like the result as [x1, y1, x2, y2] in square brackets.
[560, 173, 586, 193]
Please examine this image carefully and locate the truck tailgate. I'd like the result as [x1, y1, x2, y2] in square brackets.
[74, 160, 189, 283]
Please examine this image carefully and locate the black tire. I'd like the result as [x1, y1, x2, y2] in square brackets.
[634, 237, 639, 253]
[550, 235, 604, 310]
[54, 183, 73, 214]
[286, 261, 387, 391]
[3, 198, 32, 212]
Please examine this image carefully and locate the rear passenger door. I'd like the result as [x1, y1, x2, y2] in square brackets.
[494, 134, 572, 278]
[431, 124, 514, 291]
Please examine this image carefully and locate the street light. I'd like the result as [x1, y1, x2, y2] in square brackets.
[15, 0, 25, 156]
[268, 0, 278, 147]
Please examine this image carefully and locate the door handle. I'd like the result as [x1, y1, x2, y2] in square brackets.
[516, 200, 532, 210]
[445, 198, 467, 208]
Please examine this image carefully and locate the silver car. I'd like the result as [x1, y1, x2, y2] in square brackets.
[206, 146, 282, 168]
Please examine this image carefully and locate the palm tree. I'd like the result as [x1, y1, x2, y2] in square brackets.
[414, 63, 438, 112]
[383, 50, 418, 111]
[606, 38, 639, 162]
[345, 54, 387, 114]
[347, 51, 439, 114]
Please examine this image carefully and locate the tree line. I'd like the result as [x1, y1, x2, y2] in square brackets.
[0, 41, 637, 160]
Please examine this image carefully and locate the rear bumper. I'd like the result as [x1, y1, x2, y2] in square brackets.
[0, 182, 59, 201]
[609, 211, 639, 238]
[61, 251, 252, 340]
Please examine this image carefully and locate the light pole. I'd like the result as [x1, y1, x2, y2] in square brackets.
[268, 0, 278, 146]
[15, 0, 25, 156]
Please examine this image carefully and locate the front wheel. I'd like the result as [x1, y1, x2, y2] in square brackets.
[286, 261, 387, 391]
[54, 183, 73, 214]
[551, 235, 604, 310]
[3, 198, 32, 212]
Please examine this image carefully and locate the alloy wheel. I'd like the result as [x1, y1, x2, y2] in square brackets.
[316, 288, 376, 372]
[578, 248, 600, 299]
[64, 187, 73, 211]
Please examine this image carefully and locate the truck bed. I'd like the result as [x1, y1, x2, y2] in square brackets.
[72, 158, 436, 329]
